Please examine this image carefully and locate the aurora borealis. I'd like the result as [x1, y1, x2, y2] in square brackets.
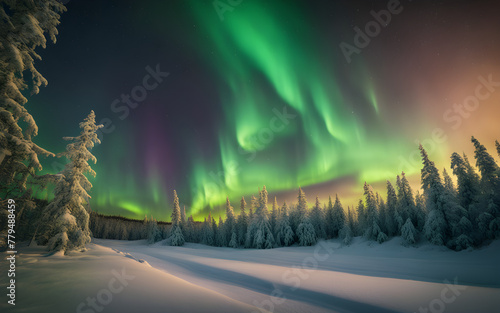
[28, 0, 500, 221]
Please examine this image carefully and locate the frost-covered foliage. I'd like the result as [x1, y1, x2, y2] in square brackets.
[246, 186, 275, 249]
[309, 196, 326, 239]
[0, 0, 66, 193]
[147, 218, 162, 244]
[39, 111, 102, 253]
[168, 190, 184, 246]
[401, 218, 418, 246]
[236, 196, 248, 246]
[0, 1, 66, 243]
[363, 183, 387, 242]
[275, 202, 294, 246]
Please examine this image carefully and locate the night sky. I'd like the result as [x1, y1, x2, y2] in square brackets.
[28, 0, 500, 221]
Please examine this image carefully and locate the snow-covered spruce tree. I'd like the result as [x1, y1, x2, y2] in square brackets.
[168, 190, 184, 246]
[363, 183, 387, 243]
[201, 213, 214, 246]
[414, 191, 427, 231]
[310, 196, 326, 239]
[346, 206, 356, 235]
[471, 137, 500, 236]
[339, 210, 353, 246]
[451, 152, 480, 221]
[237, 196, 248, 246]
[40, 111, 103, 253]
[385, 181, 399, 236]
[295, 188, 317, 246]
[224, 197, 236, 245]
[355, 199, 366, 236]
[325, 196, 335, 238]
[472, 137, 499, 196]
[185, 215, 196, 242]
[0, 1, 66, 241]
[333, 195, 346, 237]
[420, 145, 467, 248]
[147, 218, 162, 244]
[275, 202, 294, 246]
[216, 216, 226, 247]
[246, 186, 275, 249]
[396, 172, 416, 230]
[401, 218, 418, 246]
[270, 197, 279, 235]
[377, 193, 388, 235]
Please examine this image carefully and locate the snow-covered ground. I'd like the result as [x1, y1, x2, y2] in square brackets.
[2, 237, 499, 313]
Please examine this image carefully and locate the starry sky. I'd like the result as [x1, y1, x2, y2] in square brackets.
[28, 0, 500, 221]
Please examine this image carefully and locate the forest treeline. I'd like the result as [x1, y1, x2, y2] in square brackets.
[90, 138, 500, 251]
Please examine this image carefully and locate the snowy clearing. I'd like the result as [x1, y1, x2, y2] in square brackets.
[1, 237, 499, 313]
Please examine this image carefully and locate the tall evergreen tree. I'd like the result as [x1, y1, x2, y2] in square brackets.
[270, 197, 279, 235]
[325, 196, 335, 238]
[0, 0, 66, 208]
[451, 152, 480, 217]
[363, 182, 387, 243]
[147, 218, 162, 244]
[332, 195, 346, 238]
[216, 216, 226, 247]
[471, 137, 500, 240]
[385, 181, 398, 236]
[397, 172, 416, 228]
[355, 199, 366, 236]
[237, 196, 248, 246]
[224, 197, 236, 245]
[169, 190, 184, 246]
[420, 145, 466, 248]
[246, 186, 275, 249]
[310, 196, 326, 239]
[201, 214, 214, 246]
[472, 136, 499, 194]
[295, 188, 317, 246]
[275, 202, 294, 246]
[40, 111, 102, 253]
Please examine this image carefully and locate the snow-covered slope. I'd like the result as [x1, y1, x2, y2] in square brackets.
[96, 237, 500, 313]
[2, 237, 499, 313]
[0, 244, 264, 313]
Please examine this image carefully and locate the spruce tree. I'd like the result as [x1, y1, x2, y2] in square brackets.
[169, 190, 184, 246]
[40, 111, 102, 253]
[471, 138, 500, 240]
[295, 188, 317, 246]
[332, 195, 346, 238]
[275, 202, 294, 246]
[237, 196, 248, 246]
[325, 196, 335, 238]
[270, 197, 279, 235]
[420, 145, 465, 248]
[451, 152, 480, 217]
[310, 196, 326, 239]
[471, 136, 499, 194]
[363, 182, 387, 242]
[0, 0, 66, 210]
[385, 181, 398, 236]
[246, 186, 275, 249]
[224, 197, 236, 244]
[147, 218, 162, 244]
[355, 199, 366, 236]
[216, 216, 226, 247]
